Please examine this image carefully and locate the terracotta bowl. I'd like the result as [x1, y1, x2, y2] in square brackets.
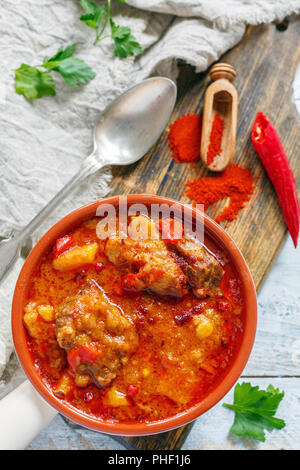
[12, 194, 257, 436]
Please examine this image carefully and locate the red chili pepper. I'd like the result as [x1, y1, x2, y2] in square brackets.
[251, 112, 300, 247]
[54, 234, 73, 257]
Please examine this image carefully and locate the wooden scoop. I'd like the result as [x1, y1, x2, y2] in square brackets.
[201, 63, 238, 172]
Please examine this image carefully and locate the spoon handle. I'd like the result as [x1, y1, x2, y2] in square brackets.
[0, 152, 103, 282]
[0, 380, 57, 450]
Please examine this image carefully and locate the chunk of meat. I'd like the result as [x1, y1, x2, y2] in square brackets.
[105, 236, 188, 297]
[174, 237, 224, 296]
[55, 281, 138, 387]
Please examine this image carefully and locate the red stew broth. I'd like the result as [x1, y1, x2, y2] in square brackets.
[24, 216, 244, 423]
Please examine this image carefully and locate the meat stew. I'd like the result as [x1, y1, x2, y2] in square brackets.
[24, 214, 244, 423]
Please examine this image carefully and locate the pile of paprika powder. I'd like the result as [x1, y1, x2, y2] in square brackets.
[168, 114, 202, 163]
[184, 164, 255, 224]
[168, 113, 255, 224]
[206, 113, 224, 166]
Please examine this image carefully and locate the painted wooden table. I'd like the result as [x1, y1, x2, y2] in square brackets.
[26, 19, 300, 449]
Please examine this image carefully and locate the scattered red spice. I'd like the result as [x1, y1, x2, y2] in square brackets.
[189, 161, 198, 171]
[75, 269, 86, 281]
[216, 300, 229, 311]
[185, 163, 255, 224]
[168, 112, 255, 225]
[168, 114, 202, 163]
[127, 385, 138, 397]
[206, 113, 224, 166]
[174, 309, 193, 326]
[83, 391, 94, 403]
[95, 262, 104, 272]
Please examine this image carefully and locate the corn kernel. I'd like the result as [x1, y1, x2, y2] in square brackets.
[37, 304, 54, 322]
[195, 317, 214, 339]
[142, 368, 150, 377]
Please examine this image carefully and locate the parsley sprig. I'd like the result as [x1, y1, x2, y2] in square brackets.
[80, 0, 142, 58]
[14, 44, 96, 99]
[223, 382, 286, 442]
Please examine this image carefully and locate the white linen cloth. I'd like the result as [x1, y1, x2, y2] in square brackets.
[0, 0, 299, 392]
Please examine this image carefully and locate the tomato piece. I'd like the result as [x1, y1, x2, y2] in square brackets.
[67, 349, 80, 370]
[67, 344, 99, 370]
[156, 218, 183, 243]
[54, 235, 73, 258]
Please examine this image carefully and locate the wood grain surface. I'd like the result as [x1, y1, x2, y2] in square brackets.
[106, 19, 300, 450]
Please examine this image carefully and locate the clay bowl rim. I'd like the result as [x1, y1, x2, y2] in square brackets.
[12, 194, 257, 436]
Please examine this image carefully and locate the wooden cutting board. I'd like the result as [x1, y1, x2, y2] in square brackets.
[107, 18, 300, 450]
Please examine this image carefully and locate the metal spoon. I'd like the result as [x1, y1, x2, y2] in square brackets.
[0, 77, 177, 281]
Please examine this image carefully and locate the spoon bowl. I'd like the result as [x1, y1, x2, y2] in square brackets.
[94, 77, 177, 165]
[0, 77, 177, 282]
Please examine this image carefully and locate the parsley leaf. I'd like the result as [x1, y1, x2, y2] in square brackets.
[14, 64, 56, 99]
[80, 0, 106, 34]
[79, 0, 142, 57]
[223, 382, 286, 442]
[43, 44, 96, 86]
[80, 0, 98, 14]
[110, 19, 142, 58]
[43, 44, 77, 63]
[14, 44, 96, 99]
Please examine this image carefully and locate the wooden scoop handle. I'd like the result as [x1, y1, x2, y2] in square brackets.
[201, 63, 238, 172]
[210, 63, 236, 82]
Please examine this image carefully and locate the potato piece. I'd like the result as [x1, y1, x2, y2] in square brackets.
[53, 243, 98, 271]
[105, 388, 129, 407]
[83, 218, 99, 229]
[24, 302, 38, 336]
[55, 372, 72, 398]
[128, 216, 159, 240]
[75, 373, 92, 387]
[193, 316, 214, 339]
[37, 304, 54, 322]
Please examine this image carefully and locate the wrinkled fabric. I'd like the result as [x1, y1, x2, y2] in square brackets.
[0, 0, 298, 384]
